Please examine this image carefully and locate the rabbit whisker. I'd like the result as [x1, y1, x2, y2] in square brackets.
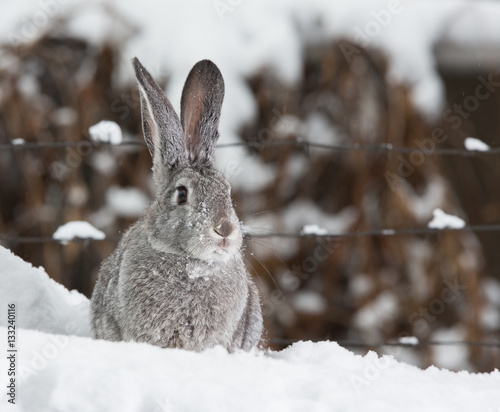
[246, 250, 282, 294]
[247, 238, 289, 264]
[246, 207, 283, 218]
[243, 256, 265, 288]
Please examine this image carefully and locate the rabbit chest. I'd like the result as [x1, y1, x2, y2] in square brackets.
[120, 253, 250, 350]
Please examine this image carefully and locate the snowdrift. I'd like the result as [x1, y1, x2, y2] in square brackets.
[0, 245, 499, 411]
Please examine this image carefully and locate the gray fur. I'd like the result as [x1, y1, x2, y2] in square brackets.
[181, 60, 224, 168]
[132, 57, 186, 190]
[90, 58, 263, 352]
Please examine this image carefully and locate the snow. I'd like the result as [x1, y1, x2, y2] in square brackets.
[2, 2, 500, 409]
[302, 112, 342, 146]
[399, 336, 420, 346]
[354, 292, 398, 334]
[431, 327, 471, 371]
[481, 278, 500, 329]
[217, 146, 276, 190]
[482, 278, 500, 307]
[17, 73, 39, 96]
[52, 107, 77, 127]
[398, 177, 448, 223]
[350, 274, 374, 299]
[89, 151, 116, 176]
[302, 224, 328, 236]
[3, 0, 500, 188]
[405, 239, 433, 299]
[291, 291, 328, 315]
[52, 221, 106, 244]
[245, 202, 356, 260]
[0, 245, 500, 410]
[0, 246, 90, 337]
[106, 186, 149, 218]
[428, 208, 466, 230]
[283, 201, 357, 235]
[88, 120, 123, 145]
[464, 137, 490, 152]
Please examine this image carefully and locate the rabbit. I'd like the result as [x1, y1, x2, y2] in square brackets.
[90, 57, 263, 352]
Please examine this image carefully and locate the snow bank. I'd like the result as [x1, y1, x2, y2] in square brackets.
[0, 327, 499, 412]
[0, 246, 90, 337]
[0, 245, 499, 410]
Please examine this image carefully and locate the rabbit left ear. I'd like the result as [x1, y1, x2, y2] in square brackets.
[132, 57, 187, 191]
[180, 60, 225, 167]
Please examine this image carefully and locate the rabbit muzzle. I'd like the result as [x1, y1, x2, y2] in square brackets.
[213, 217, 233, 238]
[212, 216, 240, 254]
[213, 216, 239, 249]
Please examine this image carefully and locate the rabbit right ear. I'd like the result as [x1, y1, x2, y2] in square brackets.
[132, 58, 186, 188]
[180, 60, 224, 168]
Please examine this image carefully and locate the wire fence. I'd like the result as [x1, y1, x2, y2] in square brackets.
[2, 138, 500, 243]
[2, 138, 500, 354]
[1, 139, 500, 155]
[3, 224, 500, 245]
[270, 338, 500, 349]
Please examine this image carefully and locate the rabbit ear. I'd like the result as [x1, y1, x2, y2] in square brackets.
[180, 60, 224, 167]
[132, 58, 186, 187]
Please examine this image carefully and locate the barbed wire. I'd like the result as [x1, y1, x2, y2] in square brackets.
[1, 139, 499, 155]
[246, 224, 500, 238]
[270, 338, 500, 349]
[2, 224, 500, 245]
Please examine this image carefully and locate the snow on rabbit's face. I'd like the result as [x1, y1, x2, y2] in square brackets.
[148, 167, 242, 261]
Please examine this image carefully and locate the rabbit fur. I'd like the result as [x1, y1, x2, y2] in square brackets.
[90, 58, 263, 352]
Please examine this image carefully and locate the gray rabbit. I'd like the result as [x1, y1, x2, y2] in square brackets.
[90, 58, 263, 351]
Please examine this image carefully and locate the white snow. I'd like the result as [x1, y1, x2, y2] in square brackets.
[354, 292, 398, 334]
[0, 245, 500, 410]
[3, 1, 500, 189]
[52, 107, 77, 127]
[291, 290, 328, 315]
[283, 201, 357, 235]
[17, 73, 39, 96]
[399, 336, 420, 346]
[349, 274, 374, 299]
[396, 177, 447, 223]
[245, 202, 356, 260]
[302, 224, 328, 236]
[89, 151, 116, 176]
[431, 327, 472, 371]
[0, 246, 90, 337]
[52, 221, 106, 244]
[88, 120, 123, 145]
[428, 208, 466, 230]
[106, 186, 149, 218]
[2, 2, 500, 409]
[482, 278, 500, 307]
[464, 137, 490, 152]
[302, 112, 342, 146]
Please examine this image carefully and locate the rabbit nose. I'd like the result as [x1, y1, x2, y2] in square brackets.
[214, 218, 233, 238]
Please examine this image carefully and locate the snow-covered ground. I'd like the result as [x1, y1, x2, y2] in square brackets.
[0, 245, 499, 411]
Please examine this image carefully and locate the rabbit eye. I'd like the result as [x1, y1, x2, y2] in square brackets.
[176, 186, 188, 204]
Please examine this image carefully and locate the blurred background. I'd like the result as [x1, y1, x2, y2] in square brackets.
[0, 0, 499, 372]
